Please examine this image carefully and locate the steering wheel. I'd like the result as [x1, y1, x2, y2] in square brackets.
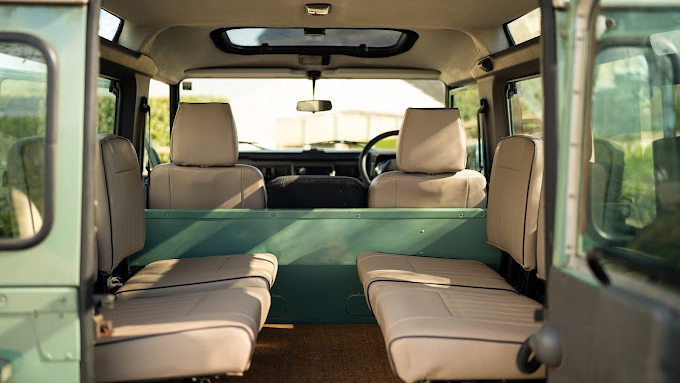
[359, 130, 399, 186]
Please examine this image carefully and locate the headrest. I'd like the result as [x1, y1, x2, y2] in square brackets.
[487, 135, 544, 270]
[396, 108, 467, 174]
[171, 103, 238, 167]
[96, 134, 146, 275]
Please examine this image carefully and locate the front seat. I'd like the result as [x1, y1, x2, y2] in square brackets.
[368, 108, 487, 208]
[149, 103, 266, 209]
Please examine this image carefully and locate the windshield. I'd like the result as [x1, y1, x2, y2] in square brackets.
[175, 78, 445, 151]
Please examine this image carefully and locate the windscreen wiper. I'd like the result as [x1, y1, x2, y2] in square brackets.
[238, 141, 269, 150]
[307, 140, 366, 148]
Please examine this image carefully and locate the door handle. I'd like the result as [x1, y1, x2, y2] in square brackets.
[516, 322, 563, 373]
[0, 358, 11, 383]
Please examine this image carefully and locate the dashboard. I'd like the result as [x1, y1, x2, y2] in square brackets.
[238, 149, 397, 183]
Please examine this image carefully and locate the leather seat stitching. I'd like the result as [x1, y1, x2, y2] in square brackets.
[115, 275, 272, 295]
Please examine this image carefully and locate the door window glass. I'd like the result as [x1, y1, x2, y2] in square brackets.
[0, 42, 48, 240]
[97, 77, 118, 134]
[507, 76, 543, 138]
[583, 10, 680, 274]
[450, 84, 484, 171]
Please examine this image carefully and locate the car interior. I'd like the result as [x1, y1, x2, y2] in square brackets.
[2, 0, 680, 381]
[4, 0, 661, 382]
[93, 0, 548, 382]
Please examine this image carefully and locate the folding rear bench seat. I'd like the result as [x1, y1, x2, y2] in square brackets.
[94, 134, 277, 382]
[357, 135, 545, 382]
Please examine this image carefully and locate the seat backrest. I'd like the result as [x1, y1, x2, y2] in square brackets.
[149, 103, 266, 209]
[368, 108, 487, 208]
[96, 134, 146, 275]
[7, 137, 45, 238]
[487, 135, 544, 271]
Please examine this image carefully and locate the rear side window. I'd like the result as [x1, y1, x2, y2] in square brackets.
[145, 79, 171, 170]
[505, 8, 541, 45]
[0, 41, 49, 241]
[450, 84, 484, 171]
[99, 9, 123, 42]
[507, 76, 543, 138]
[97, 77, 118, 134]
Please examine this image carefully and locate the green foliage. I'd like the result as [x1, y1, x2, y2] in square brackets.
[619, 143, 656, 227]
[374, 137, 396, 150]
[451, 87, 480, 139]
[97, 95, 116, 134]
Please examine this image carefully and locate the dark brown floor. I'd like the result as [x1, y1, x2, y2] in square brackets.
[227, 324, 402, 383]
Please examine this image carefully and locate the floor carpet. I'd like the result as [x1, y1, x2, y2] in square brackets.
[228, 324, 402, 383]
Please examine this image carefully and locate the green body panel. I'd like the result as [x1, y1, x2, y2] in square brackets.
[0, 5, 88, 383]
[0, 5, 86, 286]
[0, 288, 80, 382]
[553, 2, 583, 274]
[132, 208, 499, 323]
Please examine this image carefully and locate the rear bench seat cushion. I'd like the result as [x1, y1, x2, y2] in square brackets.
[115, 253, 278, 300]
[95, 287, 270, 382]
[357, 252, 515, 311]
[370, 282, 544, 382]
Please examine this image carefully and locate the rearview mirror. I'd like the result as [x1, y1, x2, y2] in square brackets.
[297, 100, 332, 113]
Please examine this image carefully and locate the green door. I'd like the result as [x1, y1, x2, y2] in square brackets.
[0, 1, 98, 382]
[532, 0, 680, 381]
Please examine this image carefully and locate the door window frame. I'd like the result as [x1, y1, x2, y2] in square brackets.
[0, 32, 58, 250]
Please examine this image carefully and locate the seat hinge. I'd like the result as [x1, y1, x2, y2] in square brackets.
[93, 294, 115, 339]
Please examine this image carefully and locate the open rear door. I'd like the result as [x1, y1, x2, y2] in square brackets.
[532, 0, 680, 381]
[0, 0, 99, 382]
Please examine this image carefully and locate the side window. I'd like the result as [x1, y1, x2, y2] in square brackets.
[97, 77, 118, 134]
[450, 84, 484, 171]
[143, 79, 170, 174]
[507, 76, 543, 138]
[583, 11, 680, 276]
[0, 41, 49, 240]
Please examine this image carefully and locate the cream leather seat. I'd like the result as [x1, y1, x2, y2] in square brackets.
[149, 103, 266, 209]
[95, 134, 276, 382]
[368, 108, 487, 208]
[96, 134, 277, 299]
[357, 135, 545, 382]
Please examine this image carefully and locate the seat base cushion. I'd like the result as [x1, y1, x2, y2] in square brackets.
[371, 282, 545, 382]
[96, 287, 270, 382]
[357, 252, 515, 311]
[115, 253, 278, 300]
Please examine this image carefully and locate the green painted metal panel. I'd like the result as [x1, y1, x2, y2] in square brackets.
[0, 4, 89, 383]
[132, 208, 500, 323]
[0, 5, 87, 286]
[0, 288, 80, 382]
